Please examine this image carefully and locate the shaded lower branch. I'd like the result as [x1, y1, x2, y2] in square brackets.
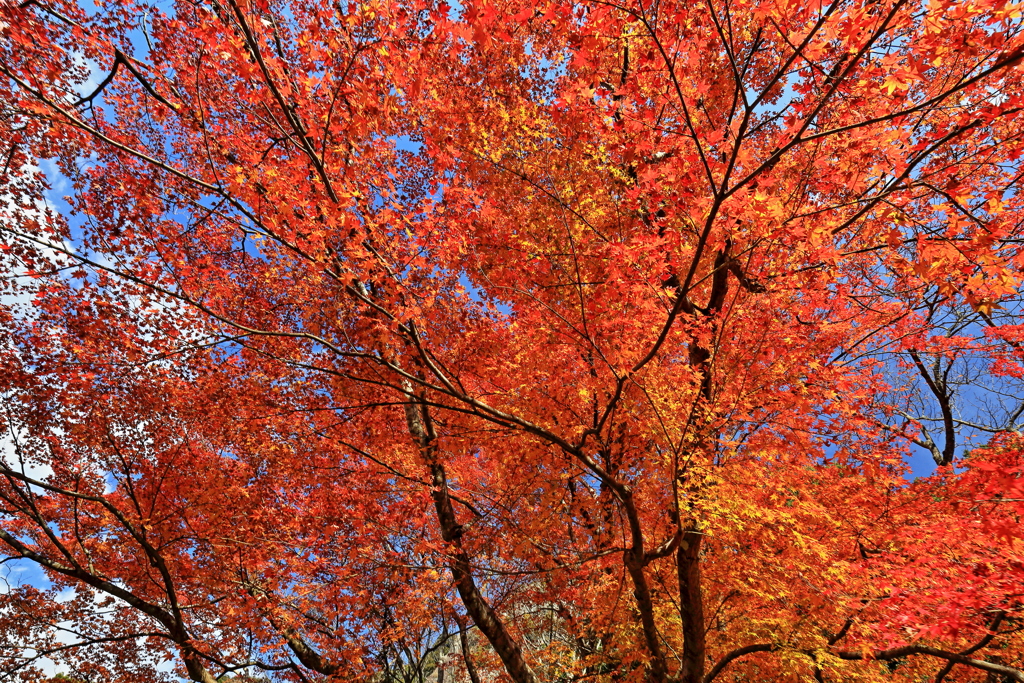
[835, 645, 1023, 682]
[703, 639, 1024, 683]
[934, 611, 1006, 682]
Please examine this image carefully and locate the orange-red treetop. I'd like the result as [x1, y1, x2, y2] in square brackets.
[2, 0, 1024, 681]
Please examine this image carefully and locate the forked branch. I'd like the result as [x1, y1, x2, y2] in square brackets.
[74, 50, 178, 112]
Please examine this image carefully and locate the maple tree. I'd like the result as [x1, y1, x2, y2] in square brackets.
[3, 0, 1024, 681]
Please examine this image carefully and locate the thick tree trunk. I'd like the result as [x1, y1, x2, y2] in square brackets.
[623, 556, 671, 683]
[405, 396, 538, 683]
[678, 530, 706, 683]
[435, 476, 537, 683]
[454, 613, 484, 683]
[183, 652, 219, 683]
[674, 247, 726, 683]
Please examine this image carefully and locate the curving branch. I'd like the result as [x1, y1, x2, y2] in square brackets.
[703, 643, 777, 683]
[934, 611, 1006, 682]
[835, 644, 1024, 682]
[703, 639, 1024, 683]
[18, 0, 81, 26]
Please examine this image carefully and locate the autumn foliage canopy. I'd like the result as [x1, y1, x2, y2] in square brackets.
[3, 0, 1024, 681]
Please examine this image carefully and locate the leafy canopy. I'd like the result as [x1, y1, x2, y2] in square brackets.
[2, 0, 1024, 681]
